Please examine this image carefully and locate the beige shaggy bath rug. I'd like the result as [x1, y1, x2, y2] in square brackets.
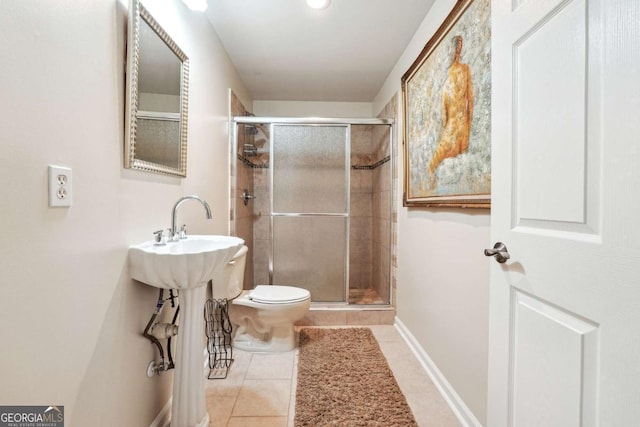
[294, 327, 418, 426]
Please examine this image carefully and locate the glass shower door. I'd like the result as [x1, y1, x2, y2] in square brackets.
[270, 125, 349, 302]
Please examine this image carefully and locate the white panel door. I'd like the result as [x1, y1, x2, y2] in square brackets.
[488, 0, 640, 425]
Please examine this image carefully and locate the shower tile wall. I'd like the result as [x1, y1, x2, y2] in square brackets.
[230, 91, 254, 288]
[350, 126, 373, 291]
[372, 125, 391, 304]
[253, 165, 270, 286]
[245, 123, 271, 288]
[378, 95, 399, 307]
[350, 125, 391, 304]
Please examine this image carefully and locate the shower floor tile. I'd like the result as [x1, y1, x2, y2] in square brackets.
[348, 287, 385, 304]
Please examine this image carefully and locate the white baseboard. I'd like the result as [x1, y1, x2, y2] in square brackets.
[394, 318, 482, 427]
[149, 397, 171, 427]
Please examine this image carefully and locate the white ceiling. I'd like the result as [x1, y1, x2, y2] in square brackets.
[205, 0, 435, 102]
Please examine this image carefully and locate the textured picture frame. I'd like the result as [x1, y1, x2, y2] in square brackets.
[401, 0, 491, 208]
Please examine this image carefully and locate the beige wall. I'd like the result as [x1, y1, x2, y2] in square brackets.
[0, 0, 250, 425]
[373, 0, 490, 424]
[253, 100, 373, 118]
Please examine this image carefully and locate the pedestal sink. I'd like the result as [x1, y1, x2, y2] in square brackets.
[129, 235, 244, 427]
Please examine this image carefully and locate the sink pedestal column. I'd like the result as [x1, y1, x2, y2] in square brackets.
[171, 284, 209, 427]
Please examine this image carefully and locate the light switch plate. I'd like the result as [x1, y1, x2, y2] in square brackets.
[48, 165, 72, 207]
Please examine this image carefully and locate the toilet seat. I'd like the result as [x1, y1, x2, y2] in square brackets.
[249, 285, 310, 304]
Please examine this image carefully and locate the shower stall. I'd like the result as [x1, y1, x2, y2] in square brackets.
[231, 117, 393, 306]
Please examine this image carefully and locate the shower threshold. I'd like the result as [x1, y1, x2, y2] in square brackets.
[301, 302, 395, 326]
[304, 288, 390, 309]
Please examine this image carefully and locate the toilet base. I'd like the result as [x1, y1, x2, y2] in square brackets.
[233, 325, 296, 352]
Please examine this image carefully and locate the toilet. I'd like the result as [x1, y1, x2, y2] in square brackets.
[224, 245, 311, 352]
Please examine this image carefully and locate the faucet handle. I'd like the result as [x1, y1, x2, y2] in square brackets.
[179, 224, 187, 239]
[153, 229, 167, 246]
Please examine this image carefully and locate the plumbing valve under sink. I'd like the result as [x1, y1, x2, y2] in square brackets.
[149, 322, 178, 340]
[143, 289, 180, 377]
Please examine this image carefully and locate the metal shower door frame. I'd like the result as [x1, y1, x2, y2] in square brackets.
[232, 116, 395, 306]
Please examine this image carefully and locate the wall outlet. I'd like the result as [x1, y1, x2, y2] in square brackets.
[48, 165, 72, 207]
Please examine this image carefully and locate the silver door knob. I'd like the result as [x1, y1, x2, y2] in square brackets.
[484, 242, 510, 263]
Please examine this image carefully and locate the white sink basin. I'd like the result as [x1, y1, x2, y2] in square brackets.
[129, 235, 244, 289]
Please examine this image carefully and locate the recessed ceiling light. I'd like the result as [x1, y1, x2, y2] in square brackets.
[306, 0, 331, 10]
[182, 0, 208, 12]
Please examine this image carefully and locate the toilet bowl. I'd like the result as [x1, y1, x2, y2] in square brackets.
[224, 246, 311, 352]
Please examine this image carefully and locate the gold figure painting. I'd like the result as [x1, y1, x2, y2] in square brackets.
[402, 0, 491, 208]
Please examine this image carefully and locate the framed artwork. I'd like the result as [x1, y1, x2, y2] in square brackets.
[401, 0, 491, 208]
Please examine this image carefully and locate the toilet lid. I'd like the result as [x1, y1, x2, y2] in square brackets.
[249, 285, 310, 304]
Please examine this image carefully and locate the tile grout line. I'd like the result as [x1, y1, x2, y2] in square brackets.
[288, 348, 300, 427]
[225, 352, 252, 426]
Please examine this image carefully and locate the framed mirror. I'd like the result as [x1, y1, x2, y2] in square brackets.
[125, 0, 189, 177]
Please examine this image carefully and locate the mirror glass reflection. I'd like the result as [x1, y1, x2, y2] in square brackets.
[125, 0, 189, 176]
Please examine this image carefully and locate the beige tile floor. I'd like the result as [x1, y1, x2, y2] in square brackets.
[205, 325, 460, 426]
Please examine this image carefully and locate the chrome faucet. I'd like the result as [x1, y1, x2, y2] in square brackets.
[170, 195, 212, 241]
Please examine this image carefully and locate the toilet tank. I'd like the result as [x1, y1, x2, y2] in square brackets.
[219, 245, 248, 299]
